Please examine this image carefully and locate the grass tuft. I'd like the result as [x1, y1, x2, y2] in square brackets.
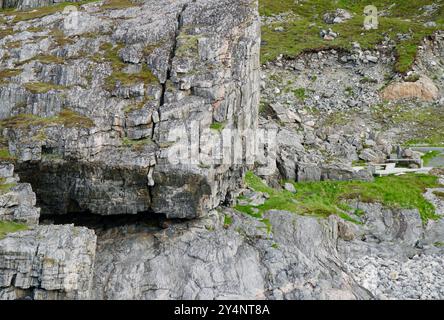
[0, 109, 94, 130]
[0, 221, 28, 239]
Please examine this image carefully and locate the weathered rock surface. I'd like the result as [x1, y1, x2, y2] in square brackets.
[0, 0, 260, 218]
[90, 209, 371, 300]
[0, 224, 97, 300]
[0, 163, 40, 224]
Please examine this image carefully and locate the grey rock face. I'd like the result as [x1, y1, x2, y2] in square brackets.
[0, 163, 40, 224]
[0, 224, 97, 300]
[90, 210, 371, 300]
[0, 0, 261, 218]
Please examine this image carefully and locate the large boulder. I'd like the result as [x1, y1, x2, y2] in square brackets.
[381, 76, 440, 102]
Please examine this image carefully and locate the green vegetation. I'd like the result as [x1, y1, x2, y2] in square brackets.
[259, 0, 443, 73]
[0, 221, 28, 239]
[293, 88, 306, 100]
[352, 160, 367, 166]
[422, 151, 442, 166]
[24, 82, 67, 94]
[0, 177, 16, 194]
[5, 41, 21, 49]
[27, 26, 45, 33]
[0, 1, 98, 23]
[223, 215, 233, 228]
[100, 43, 158, 91]
[122, 137, 153, 150]
[360, 76, 378, 84]
[433, 191, 444, 200]
[0, 28, 14, 38]
[371, 105, 444, 146]
[210, 121, 225, 132]
[405, 73, 420, 82]
[50, 29, 75, 47]
[176, 33, 200, 57]
[0, 69, 22, 84]
[100, 0, 140, 11]
[0, 148, 15, 161]
[0, 109, 94, 130]
[235, 171, 442, 223]
[321, 110, 349, 127]
[123, 102, 145, 114]
[34, 54, 65, 64]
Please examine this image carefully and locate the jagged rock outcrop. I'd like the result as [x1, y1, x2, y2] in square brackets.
[91, 209, 371, 300]
[0, 0, 260, 218]
[0, 224, 97, 300]
[0, 162, 40, 224]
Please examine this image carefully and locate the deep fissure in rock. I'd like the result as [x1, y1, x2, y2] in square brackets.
[39, 211, 169, 231]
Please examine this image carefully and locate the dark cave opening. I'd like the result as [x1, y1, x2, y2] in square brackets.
[38, 210, 174, 232]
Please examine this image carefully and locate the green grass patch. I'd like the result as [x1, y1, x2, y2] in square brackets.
[293, 88, 307, 100]
[123, 102, 146, 114]
[24, 82, 67, 94]
[0, 148, 16, 161]
[352, 160, 367, 166]
[100, 43, 158, 91]
[0, 1, 99, 23]
[0, 177, 16, 194]
[422, 151, 442, 166]
[0, 28, 14, 38]
[176, 33, 200, 57]
[34, 54, 65, 64]
[372, 105, 444, 146]
[236, 171, 442, 223]
[259, 0, 443, 73]
[0, 109, 94, 130]
[223, 215, 233, 228]
[122, 137, 153, 150]
[0, 221, 28, 239]
[210, 121, 225, 132]
[100, 0, 140, 11]
[0, 68, 21, 83]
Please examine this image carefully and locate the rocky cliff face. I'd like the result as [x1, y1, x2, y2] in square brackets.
[0, 224, 97, 300]
[2, 0, 444, 301]
[0, 0, 260, 218]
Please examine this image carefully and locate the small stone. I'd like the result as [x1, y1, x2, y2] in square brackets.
[284, 183, 297, 193]
[366, 55, 378, 63]
[424, 21, 437, 28]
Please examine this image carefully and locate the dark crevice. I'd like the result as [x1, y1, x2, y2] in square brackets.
[39, 211, 171, 232]
[148, 2, 190, 204]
